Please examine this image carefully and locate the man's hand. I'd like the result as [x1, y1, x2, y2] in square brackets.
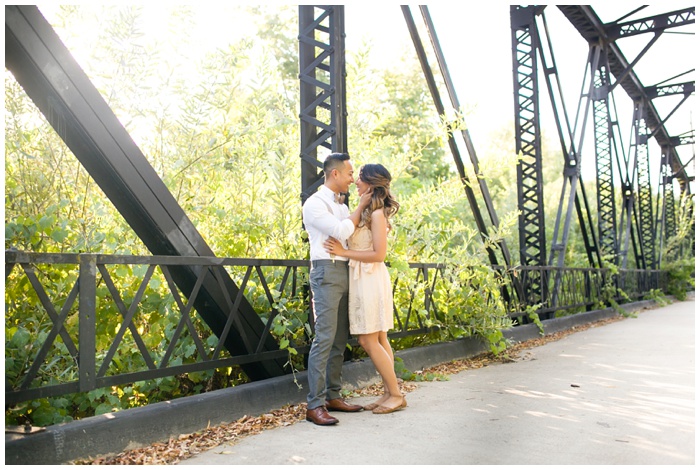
[323, 237, 346, 257]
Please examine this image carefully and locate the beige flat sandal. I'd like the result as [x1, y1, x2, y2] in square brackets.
[372, 397, 407, 415]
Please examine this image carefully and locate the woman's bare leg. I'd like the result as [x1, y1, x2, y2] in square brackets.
[359, 332, 403, 410]
[378, 331, 394, 365]
[373, 331, 397, 404]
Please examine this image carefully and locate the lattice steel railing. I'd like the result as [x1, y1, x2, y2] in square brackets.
[5, 250, 667, 405]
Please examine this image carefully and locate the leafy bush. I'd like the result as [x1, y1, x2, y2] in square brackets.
[664, 258, 695, 301]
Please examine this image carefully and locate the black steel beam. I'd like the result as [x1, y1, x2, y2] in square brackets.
[510, 5, 548, 306]
[558, 5, 694, 193]
[645, 81, 695, 99]
[605, 7, 695, 39]
[632, 101, 657, 269]
[658, 148, 678, 263]
[419, 6, 515, 268]
[671, 131, 696, 147]
[299, 5, 347, 204]
[414, 5, 522, 306]
[5, 5, 286, 380]
[591, 55, 620, 262]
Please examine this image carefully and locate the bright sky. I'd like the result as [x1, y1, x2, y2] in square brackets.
[345, 4, 517, 147]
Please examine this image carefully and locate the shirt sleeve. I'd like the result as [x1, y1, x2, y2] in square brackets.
[303, 197, 355, 241]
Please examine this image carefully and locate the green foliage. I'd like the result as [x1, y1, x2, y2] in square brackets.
[664, 258, 695, 301]
[386, 195, 518, 357]
[661, 192, 695, 300]
[597, 260, 633, 317]
[525, 303, 545, 336]
[394, 357, 448, 382]
[643, 288, 670, 306]
[345, 42, 449, 190]
[3, 4, 322, 425]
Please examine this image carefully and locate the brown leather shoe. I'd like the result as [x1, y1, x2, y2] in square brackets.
[326, 398, 364, 412]
[306, 406, 339, 425]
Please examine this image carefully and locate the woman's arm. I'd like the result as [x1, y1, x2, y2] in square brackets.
[324, 209, 387, 263]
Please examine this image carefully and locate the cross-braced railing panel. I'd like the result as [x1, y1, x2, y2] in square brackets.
[6, 251, 667, 406]
[391, 264, 445, 336]
[4, 252, 310, 405]
[4, 252, 450, 405]
[516, 267, 604, 315]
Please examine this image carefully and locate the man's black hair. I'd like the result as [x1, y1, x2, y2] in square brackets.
[323, 152, 350, 176]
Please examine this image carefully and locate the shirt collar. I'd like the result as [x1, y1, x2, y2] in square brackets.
[319, 185, 341, 204]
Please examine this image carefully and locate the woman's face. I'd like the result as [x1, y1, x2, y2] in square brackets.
[355, 173, 371, 195]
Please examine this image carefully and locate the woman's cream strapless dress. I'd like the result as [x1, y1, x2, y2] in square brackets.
[347, 225, 394, 334]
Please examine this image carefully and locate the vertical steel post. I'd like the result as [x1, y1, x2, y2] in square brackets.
[591, 53, 620, 264]
[658, 146, 678, 263]
[78, 254, 96, 392]
[617, 105, 644, 270]
[299, 5, 347, 205]
[299, 6, 321, 203]
[617, 188, 635, 269]
[632, 100, 656, 269]
[544, 41, 601, 273]
[511, 6, 548, 307]
[512, 7, 603, 310]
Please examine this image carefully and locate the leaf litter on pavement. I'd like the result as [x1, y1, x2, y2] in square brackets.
[73, 315, 623, 465]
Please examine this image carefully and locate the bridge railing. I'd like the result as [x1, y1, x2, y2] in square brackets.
[503, 266, 666, 318]
[4, 250, 666, 405]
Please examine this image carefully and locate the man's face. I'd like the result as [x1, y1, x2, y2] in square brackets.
[334, 160, 355, 194]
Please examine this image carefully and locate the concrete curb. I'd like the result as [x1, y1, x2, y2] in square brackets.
[4, 298, 669, 464]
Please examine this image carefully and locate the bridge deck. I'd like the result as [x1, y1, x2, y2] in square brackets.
[184, 297, 695, 465]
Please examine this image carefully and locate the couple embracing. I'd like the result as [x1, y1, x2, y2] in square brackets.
[302, 152, 406, 426]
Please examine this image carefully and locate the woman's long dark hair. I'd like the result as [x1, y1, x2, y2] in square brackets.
[358, 164, 400, 229]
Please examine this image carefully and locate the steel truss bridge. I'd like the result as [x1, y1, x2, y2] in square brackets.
[4, 5, 695, 406]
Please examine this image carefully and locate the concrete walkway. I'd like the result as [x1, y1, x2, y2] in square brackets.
[182, 299, 695, 465]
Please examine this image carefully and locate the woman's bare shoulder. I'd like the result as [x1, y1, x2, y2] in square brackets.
[371, 208, 387, 219]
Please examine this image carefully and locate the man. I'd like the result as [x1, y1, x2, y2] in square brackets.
[302, 152, 371, 425]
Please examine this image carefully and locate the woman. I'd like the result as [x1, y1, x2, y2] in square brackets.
[324, 163, 406, 414]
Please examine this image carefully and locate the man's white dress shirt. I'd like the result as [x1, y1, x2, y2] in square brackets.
[302, 186, 355, 262]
